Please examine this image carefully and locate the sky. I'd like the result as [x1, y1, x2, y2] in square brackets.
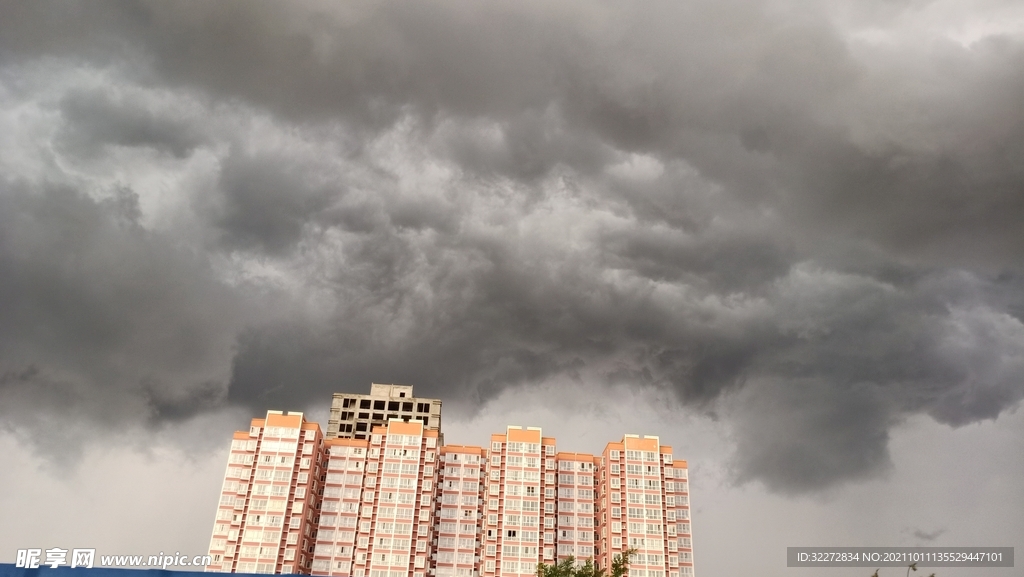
[0, 1, 1022, 576]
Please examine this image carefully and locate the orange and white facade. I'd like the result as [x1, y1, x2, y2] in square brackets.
[207, 411, 326, 574]
[553, 452, 599, 563]
[433, 445, 486, 577]
[207, 412, 694, 577]
[598, 435, 693, 577]
[479, 427, 551, 577]
[310, 436, 367, 575]
[313, 420, 440, 577]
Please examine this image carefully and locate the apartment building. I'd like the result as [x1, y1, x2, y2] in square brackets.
[553, 452, 599, 563]
[207, 412, 695, 577]
[434, 445, 486, 577]
[598, 435, 693, 577]
[478, 427, 550, 577]
[206, 411, 326, 574]
[327, 384, 442, 441]
[313, 420, 440, 577]
[308, 436, 366, 575]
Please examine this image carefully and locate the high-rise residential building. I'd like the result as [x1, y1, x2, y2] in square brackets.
[597, 435, 693, 577]
[308, 436, 366, 576]
[553, 452, 599, 563]
[313, 420, 440, 577]
[434, 445, 486, 577]
[207, 410, 695, 577]
[327, 384, 442, 441]
[480, 426, 551, 577]
[206, 411, 326, 574]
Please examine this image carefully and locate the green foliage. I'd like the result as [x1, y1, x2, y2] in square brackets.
[536, 548, 637, 577]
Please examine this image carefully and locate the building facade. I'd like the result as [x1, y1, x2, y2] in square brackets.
[327, 384, 442, 441]
[206, 411, 326, 574]
[312, 420, 440, 577]
[208, 412, 694, 577]
[434, 445, 486, 577]
[552, 452, 599, 564]
[480, 427, 549, 577]
[597, 435, 693, 577]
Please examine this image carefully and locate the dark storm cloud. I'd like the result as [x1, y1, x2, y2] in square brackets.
[57, 88, 206, 159]
[213, 150, 342, 254]
[730, 377, 896, 494]
[1, 0, 1023, 493]
[4, 1, 1022, 263]
[0, 181, 244, 456]
[433, 111, 618, 182]
[911, 528, 946, 542]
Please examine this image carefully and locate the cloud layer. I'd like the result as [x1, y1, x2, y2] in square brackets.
[1, 0, 1022, 492]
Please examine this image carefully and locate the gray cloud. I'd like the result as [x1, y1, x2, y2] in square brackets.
[911, 528, 947, 542]
[213, 150, 342, 254]
[0, 181, 245, 457]
[57, 88, 207, 159]
[0, 0, 1022, 493]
